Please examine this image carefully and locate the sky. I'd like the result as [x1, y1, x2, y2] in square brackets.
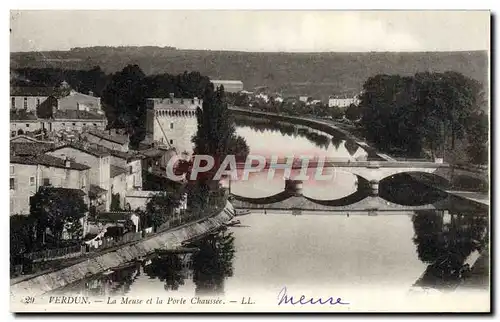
[10, 10, 490, 52]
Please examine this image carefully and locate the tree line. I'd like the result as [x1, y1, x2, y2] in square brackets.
[358, 72, 488, 164]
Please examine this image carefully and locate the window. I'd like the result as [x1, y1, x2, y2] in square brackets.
[29, 176, 35, 186]
[61, 123, 65, 126]
[11, 97, 15, 109]
[170, 139, 173, 145]
[81, 176, 86, 189]
[10, 178, 15, 190]
[72, 123, 76, 126]
[43, 178, 50, 186]
[10, 131, 16, 137]
[83, 123, 86, 126]
[170, 122, 174, 129]
[26, 124, 30, 128]
[129, 166, 133, 175]
[23, 97, 27, 109]
[93, 123, 97, 126]
[10, 166, 14, 175]
[36, 98, 40, 107]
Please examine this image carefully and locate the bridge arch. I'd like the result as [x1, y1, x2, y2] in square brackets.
[334, 167, 452, 184]
[378, 171, 450, 206]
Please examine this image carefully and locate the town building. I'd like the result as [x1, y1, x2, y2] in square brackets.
[40, 110, 107, 133]
[210, 80, 244, 93]
[328, 95, 360, 108]
[10, 86, 54, 114]
[10, 135, 54, 144]
[10, 153, 90, 216]
[10, 110, 42, 137]
[94, 212, 140, 233]
[145, 96, 202, 155]
[45, 143, 112, 212]
[125, 190, 187, 214]
[10, 141, 56, 157]
[57, 90, 103, 114]
[299, 96, 311, 103]
[82, 129, 130, 152]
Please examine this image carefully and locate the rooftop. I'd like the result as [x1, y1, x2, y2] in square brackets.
[10, 135, 53, 144]
[89, 184, 107, 198]
[10, 110, 38, 121]
[110, 165, 128, 178]
[96, 212, 135, 223]
[10, 154, 90, 171]
[81, 141, 143, 161]
[86, 129, 129, 145]
[11, 142, 56, 156]
[48, 142, 111, 158]
[11, 86, 55, 97]
[38, 186, 86, 198]
[139, 147, 168, 158]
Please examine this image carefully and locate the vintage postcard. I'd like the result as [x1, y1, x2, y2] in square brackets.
[9, 10, 490, 313]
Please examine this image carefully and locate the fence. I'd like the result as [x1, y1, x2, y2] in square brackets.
[23, 245, 83, 262]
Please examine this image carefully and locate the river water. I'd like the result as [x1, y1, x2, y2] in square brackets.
[53, 117, 490, 309]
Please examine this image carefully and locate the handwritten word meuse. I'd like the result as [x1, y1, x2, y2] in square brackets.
[277, 287, 349, 306]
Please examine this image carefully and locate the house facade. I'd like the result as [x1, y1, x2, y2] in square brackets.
[10, 110, 42, 137]
[57, 90, 103, 114]
[40, 110, 107, 133]
[328, 95, 360, 108]
[10, 154, 90, 216]
[10, 87, 53, 114]
[46, 144, 112, 212]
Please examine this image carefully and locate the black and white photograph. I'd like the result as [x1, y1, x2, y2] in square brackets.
[8, 9, 490, 313]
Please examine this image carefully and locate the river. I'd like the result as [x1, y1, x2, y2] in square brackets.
[52, 117, 490, 310]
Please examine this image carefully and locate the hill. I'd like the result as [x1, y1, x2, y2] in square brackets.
[10, 47, 488, 100]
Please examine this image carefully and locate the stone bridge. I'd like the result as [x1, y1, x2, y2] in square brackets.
[233, 159, 487, 192]
[230, 180, 488, 214]
[229, 106, 488, 186]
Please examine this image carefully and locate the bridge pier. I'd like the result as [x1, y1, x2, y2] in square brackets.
[369, 180, 379, 196]
[285, 179, 303, 196]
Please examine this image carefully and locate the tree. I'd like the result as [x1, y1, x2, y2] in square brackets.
[344, 103, 362, 121]
[111, 193, 122, 211]
[30, 187, 88, 244]
[465, 111, 489, 165]
[358, 72, 486, 160]
[145, 189, 186, 230]
[191, 84, 249, 196]
[10, 214, 36, 257]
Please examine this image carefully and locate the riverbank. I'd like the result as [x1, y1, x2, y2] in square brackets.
[10, 201, 235, 299]
[229, 107, 390, 161]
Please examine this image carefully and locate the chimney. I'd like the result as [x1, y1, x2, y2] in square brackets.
[88, 91, 94, 97]
[169, 93, 174, 103]
[65, 157, 71, 168]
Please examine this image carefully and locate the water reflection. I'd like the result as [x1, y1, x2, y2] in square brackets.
[411, 210, 488, 290]
[234, 115, 366, 160]
[144, 255, 187, 292]
[191, 232, 235, 296]
[139, 232, 235, 296]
